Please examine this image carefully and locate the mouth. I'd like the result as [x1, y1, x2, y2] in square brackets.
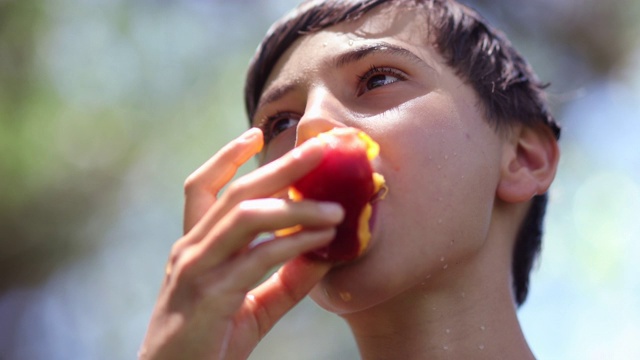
[368, 169, 387, 227]
[357, 172, 386, 255]
[370, 180, 388, 204]
[368, 200, 379, 239]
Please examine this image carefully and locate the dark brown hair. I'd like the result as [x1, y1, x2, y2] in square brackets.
[244, 0, 560, 306]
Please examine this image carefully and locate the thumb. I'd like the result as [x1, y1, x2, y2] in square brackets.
[246, 257, 330, 339]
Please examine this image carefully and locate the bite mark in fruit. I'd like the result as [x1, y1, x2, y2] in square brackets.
[289, 128, 386, 262]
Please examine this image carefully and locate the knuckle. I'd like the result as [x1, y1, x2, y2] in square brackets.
[168, 240, 186, 266]
[173, 253, 197, 281]
[224, 178, 249, 202]
[183, 173, 200, 195]
[246, 294, 270, 338]
[229, 201, 257, 225]
[168, 242, 199, 281]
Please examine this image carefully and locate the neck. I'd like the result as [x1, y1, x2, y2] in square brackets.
[344, 282, 533, 360]
[342, 209, 534, 360]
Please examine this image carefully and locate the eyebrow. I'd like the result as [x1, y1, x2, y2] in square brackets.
[255, 42, 429, 119]
[256, 82, 298, 118]
[333, 42, 426, 68]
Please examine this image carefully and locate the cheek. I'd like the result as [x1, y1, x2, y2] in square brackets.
[386, 99, 501, 240]
[309, 95, 504, 313]
[374, 96, 502, 277]
[260, 129, 297, 164]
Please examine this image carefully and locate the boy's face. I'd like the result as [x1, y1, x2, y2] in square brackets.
[252, 6, 507, 313]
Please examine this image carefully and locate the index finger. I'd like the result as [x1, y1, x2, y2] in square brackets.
[203, 136, 326, 227]
[183, 127, 263, 233]
[186, 136, 328, 246]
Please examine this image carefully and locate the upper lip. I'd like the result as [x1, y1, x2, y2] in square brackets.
[369, 168, 388, 204]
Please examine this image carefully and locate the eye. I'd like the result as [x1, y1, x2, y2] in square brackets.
[259, 111, 300, 143]
[357, 66, 407, 96]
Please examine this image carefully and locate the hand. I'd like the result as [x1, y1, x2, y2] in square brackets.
[139, 128, 343, 360]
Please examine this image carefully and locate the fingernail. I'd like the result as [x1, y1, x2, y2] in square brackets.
[318, 202, 344, 220]
[239, 127, 262, 142]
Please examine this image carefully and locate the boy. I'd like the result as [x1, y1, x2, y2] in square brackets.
[140, 0, 560, 358]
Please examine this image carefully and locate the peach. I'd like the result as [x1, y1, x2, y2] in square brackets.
[290, 128, 386, 262]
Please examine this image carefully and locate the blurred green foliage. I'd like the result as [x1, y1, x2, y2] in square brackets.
[0, 0, 125, 290]
[0, 0, 284, 292]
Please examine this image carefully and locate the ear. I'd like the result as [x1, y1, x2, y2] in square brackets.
[497, 124, 560, 203]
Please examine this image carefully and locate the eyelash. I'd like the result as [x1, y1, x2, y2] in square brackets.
[258, 65, 407, 144]
[356, 65, 407, 95]
[257, 111, 300, 145]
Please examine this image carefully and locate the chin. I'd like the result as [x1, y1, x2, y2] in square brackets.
[307, 252, 399, 315]
[308, 280, 380, 315]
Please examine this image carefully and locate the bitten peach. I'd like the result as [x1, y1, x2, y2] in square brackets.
[290, 128, 386, 262]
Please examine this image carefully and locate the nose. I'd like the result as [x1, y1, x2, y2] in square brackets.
[295, 88, 347, 146]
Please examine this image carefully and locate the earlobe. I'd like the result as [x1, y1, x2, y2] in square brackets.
[497, 125, 560, 203]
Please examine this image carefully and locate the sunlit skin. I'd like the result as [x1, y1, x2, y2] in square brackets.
[140, 4, 558, 360]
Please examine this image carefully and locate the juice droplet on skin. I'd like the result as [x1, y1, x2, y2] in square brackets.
[443, 264, 449, 270]
[478, 344, 485, 350]
[339, 291, 352, 302]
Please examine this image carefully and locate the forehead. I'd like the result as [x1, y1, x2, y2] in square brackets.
[261, 5, 441, 94]
[346, 4, 430, 44]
